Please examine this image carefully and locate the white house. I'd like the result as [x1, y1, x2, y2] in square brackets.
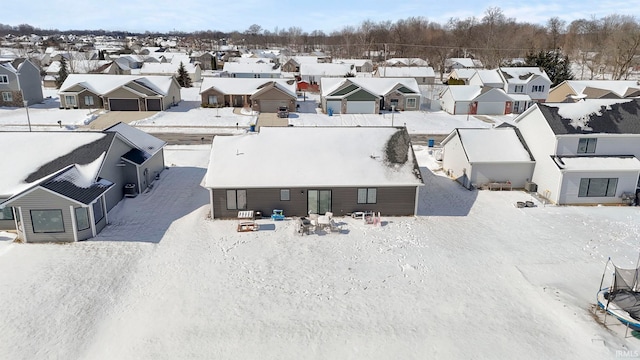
[441, 127, 535, 189]
[439, 85, 514, 115]
[468, 69, 504, 89]
[375, 66, 435, 85]
[515, 99, 640, 205]
[498, 67, 551, 113]
[222, 62, 282, 79]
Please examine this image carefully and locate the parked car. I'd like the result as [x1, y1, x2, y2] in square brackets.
[277, 106, 289, 118]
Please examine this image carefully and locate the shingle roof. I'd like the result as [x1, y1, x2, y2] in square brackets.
[41, 167, 114, 205]
[537, 99, 640, 135]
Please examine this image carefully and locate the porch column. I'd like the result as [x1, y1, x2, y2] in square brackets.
[70, 206, 78, 242]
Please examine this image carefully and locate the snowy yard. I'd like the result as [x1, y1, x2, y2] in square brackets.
[1, 145, 639, 359]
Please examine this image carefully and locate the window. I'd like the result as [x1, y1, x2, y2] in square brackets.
[280, 189, 290, 201]
[2, 92, 12, 102]
[75, 207, 90, 231]
[65, 95, 77, 106]
[579, 178, 618, 197]
[92, 198, 104, 224]
[226, 189, 247, 210]
[30, 209, 65, 233]
[84, 96, 94, 106]
[0, 206, 14, 220]
[532, 85, 545, 92]
[406, 98, 417, 108]
[357, 188, 377, 204]
[208, 95, 218, 105]
[514, 85, 524, 93]
[0, 75, 8, 83]
[577, 138, 597, 154]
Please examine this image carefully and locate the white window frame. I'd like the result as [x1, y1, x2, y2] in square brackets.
[280, 189, 290, 201]
[578, 178, 617, 197]
[532, 85, 545, 92]
[226, 189, 247, 210]
[65, 95, 77, 106]
[30, 209, 65, 233]
[577, 138, 597, 154]
[2, 92, 12, 102]
[0, 75, 8, 83]
[84, 95, 94, 106]
[406, 98, 417, 109]
[514, 85, 524, 93]
[208, 95, 218, 105]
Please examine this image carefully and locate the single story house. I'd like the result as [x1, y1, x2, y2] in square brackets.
[375, 66, 435, 85]
[58, 74, 181, 111]
[203, 127, 424, 218]
[320, 77, 421, 114]
[547, 80, 640, 103]
[199, 78, 297, 112]
[222, 62, 282, 78]
[439, 85, 513, 115]
[0, 123, 166, 242]
[333, 59, 374, 74]
[138, 62, 202, 83]
[441, 127, 535, 189]
[447, 69, 477, 85]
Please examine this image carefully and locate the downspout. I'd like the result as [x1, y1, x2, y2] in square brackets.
[70, 205, 78, 242]
[89, 203, 97, 237]
[17, 206, 27, 243]
[102, 195, 109, 225]
[210, 189, 215, 219]
[414, 186, 420, 216]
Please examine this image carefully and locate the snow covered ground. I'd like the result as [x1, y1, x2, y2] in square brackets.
[0, 86, 510, 135]
[1, 145, 639, 359]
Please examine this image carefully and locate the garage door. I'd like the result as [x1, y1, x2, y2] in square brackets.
[259, 100, 289, 113]
[346, 101, 375, 114]
[477, 102, 505, 115]
[109, 99, 139, 111]
[326, 100, 341, 114]
[146, 99, 162, 111]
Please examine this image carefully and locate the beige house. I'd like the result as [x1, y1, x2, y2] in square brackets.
[199, 78, 297, 112]
[547, 80, 640, 103]
[58, 74, 181, 111]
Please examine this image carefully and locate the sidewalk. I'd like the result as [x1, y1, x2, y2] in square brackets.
[84, 111, 158, 130]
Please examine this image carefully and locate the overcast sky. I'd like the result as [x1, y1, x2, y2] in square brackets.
[4, 0, 638, 34]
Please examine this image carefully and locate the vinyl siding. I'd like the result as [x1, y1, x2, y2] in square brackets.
[99, 136, 136, 211]
[11, 188, 76, 243]
[212, 186, 418, 219]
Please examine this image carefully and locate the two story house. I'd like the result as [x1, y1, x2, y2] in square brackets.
[0, 58, 43, 107]
[498, 67, 551, 114]
[515, 99, 640, 205]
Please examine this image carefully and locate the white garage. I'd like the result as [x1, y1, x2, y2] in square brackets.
[346, 101, 376, 114]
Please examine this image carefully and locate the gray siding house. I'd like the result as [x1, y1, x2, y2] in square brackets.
[0, 58, 44, 107]
[0, 123, 166, 242]
[204, 127, 424, 219]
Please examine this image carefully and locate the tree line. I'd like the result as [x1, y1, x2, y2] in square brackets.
[3, 7, 639, 80]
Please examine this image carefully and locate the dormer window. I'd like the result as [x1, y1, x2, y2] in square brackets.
[578, 138, 597, 154]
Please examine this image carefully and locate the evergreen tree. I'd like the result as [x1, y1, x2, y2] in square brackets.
[176, 61, 192, 88]
[525, 50, 574, 87]
[55, 56, 69, 89]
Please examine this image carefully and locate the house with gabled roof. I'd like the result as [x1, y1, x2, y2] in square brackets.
[514, 99, 640, 205]
[320, 77, 421, 114]
[332, 59, 374, 74]
[222, 62, 282, 78]
[468, 69, 504, 88]
[299, 63, 354, 85]
[385, 58, 429, 67]
[447, 68, 477, 85]
[445, 58, 484, 72]
[498, 67, 551, 113]
[138, 61, 202, 83]
[375, 66, 435, 85]
[439, 85, 513, 115]
[441, 127, 535, 189]
[281, 56, 320, 73]
[58, 74, 181, 111]
[203, 127, 424, 219]
[0, 58, 43, 107]
[547, 80, 640, 103]
[199, 78, 297, 112]
[0, 123, 166, 242]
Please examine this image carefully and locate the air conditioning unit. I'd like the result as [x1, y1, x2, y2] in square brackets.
[524, 181, 537, 192]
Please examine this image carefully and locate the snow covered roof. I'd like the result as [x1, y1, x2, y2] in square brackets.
[472, 69, 503, 86]
[535, 99, 640, 135]
[139, 62, 198, 75]
[204, 127, 423, 188]
[300, 63, 353, 76]
[40, 162, 114, 205]
[499, 67, 550, 84]
[0, 132, 109, 198]
[320, 77, 420, 97]
[332, 59, 372, 67]
[553, 156, 640, 172]
[448, 68, 477, 80]
[446, 58, 481, 68]
[377, 66, 435, 78]
[200, 78, 296, 97]
[59, 74, 176, 96]
[563, 80, 640, 98]
[446, 128, 533, 163]
[385, 58, 429, 67]
[104, 122, 166, 157]
[444, 85, 482, 101]
[222, 62, 281, 74]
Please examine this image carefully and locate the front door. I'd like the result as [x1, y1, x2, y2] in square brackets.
[308, 190, 332, 215]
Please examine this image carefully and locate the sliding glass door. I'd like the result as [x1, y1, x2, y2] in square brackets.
[308, 190, 332, 215]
